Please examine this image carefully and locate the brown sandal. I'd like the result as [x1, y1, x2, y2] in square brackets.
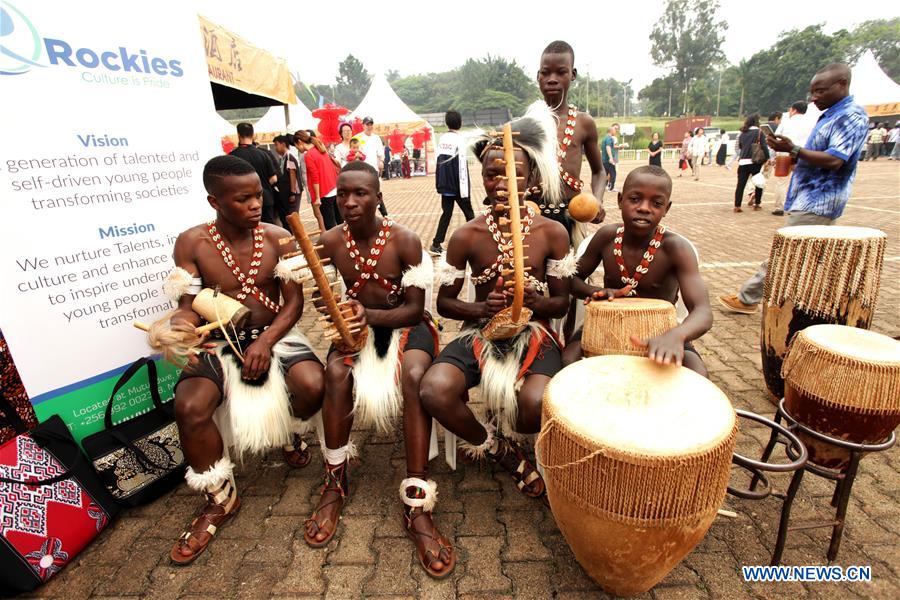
[400, 478, 455, 579]
[304, 461, 347, 548]
[170, 482, 240, 566]
[489, 436, 545, 498]
[282, 434, 311, 468]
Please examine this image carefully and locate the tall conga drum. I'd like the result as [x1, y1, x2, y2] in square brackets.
[582, 298, 677, 357]
[782, 324, 900, 469]
[761, 226, 886, 402]
[539, 356, 736, 596]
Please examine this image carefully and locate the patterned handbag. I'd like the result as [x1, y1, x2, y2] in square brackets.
[0, 415, 119, 594]
[81, 357, 185, 507]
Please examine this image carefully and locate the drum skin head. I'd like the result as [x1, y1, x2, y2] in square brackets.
[546, 355, 735, 456]
[776, 225, 886, 241]
[803, 324, 900, 364]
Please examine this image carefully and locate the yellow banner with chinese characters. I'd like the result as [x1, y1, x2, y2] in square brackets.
[198, 15, 296, 105]
[864, 102, 900, 118]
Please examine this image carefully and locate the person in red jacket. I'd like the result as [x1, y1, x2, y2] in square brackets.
[296, 130, 342, 231]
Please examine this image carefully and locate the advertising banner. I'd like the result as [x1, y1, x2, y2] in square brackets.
[198, 15, 296, 105]
[0, 0, 222, 441]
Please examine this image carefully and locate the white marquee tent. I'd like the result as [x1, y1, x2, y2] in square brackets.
[852, 50, 900, 117]
[350, 73, 430, 135]
[254, 102, 319, 135]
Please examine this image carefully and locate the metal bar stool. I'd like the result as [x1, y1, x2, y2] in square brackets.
[752, 398, 896, 563]
[727, 409, 808, 565]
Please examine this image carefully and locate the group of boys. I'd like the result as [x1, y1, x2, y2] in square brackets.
[158, 40, 713, 577]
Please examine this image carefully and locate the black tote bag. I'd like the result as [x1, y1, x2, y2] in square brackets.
[81, 357, 185, 507]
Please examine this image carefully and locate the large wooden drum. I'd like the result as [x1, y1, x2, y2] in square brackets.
[582, 298, 677, 357]
[782, 324, 900, 469]
[539, 356, 736, 596]
[761, 225, 886, 402]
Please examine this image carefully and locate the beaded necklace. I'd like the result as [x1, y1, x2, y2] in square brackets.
[471, 208, 546, 293]
[343, 218, 401, 306]
[612, 225, 666, 296]
[207, 221, 280, 313]
[557, 104, 584, 192]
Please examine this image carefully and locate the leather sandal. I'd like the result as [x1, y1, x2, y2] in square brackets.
[282, 434, 311, 468]
[170, 485, 240, 566]
[304, 461, 347, 548]
[489, 436, 545, 498]
[400, 478, 455, 579]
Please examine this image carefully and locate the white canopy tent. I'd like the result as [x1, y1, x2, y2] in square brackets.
[254, 103, 319, 135]
[852, 50, 900, 117]
[215, 114, 238, 137]
[350, 73, 430, 135]
[350, 73, 436, 173]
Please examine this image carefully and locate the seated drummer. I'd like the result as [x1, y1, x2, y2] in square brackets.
[562, 165, 712, 376]
[163, 155, 325, 565]
[420, 103, 575, 499]
[303, 161, 455, 579]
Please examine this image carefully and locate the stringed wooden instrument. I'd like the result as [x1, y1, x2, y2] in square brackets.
[283, 213, 367, 353]
[481, 123, 533, 341]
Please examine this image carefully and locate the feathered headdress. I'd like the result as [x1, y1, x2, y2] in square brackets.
[471, 101, 562, 206]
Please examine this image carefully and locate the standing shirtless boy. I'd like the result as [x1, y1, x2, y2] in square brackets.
[562, 165, 712, 376]
[161, 155, 325, 565]
[303, 161, 455, 579]
[421, 103, 576, 499]
[537, 40, 607, 246]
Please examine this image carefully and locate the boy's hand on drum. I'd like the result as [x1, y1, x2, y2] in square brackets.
[631, 332, 684, 367]
[585, 285, 633, 304]
[242, 337, 273, 380]
[484, 277, 508, 317]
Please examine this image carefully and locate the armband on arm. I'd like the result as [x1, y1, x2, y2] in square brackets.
[163, 267, 202, 301]
[546, 251, 579, 278]
[437, 259, 466, 287]
[401, 260, 434, 290]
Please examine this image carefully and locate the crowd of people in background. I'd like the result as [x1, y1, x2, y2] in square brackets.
[228, 83, 893, 236]
[226, 114, 435, 230]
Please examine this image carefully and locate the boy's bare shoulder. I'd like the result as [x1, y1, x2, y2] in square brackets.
[662, 230, 699, 262]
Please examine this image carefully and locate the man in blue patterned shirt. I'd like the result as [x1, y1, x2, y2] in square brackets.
[719, 63, 869, 314]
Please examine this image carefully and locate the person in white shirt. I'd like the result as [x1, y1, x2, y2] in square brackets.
[352, 117, 388, 215]
[689, 128, 708, 181]
[355, 116, 385, 173]
[888, 122, 900, 160]
[770, 101, 813, 215]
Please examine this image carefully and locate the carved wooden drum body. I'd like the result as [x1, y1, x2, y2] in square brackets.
[782, 324, 900, 469]
[539, 356, 736, 596]
[761, 226, 886, 402]
[582, 298, 677, 357]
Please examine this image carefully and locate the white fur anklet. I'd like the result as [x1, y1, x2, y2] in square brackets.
[185, 457, 235, 492]
[399, 477, 438, 513]
[322, 440, 358, 466]
[458, 422, 496, 460]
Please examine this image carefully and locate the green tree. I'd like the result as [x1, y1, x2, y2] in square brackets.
[844, 18, 900, 80]
[741, 25, 847, 115]
[334, 54, 371, 108]
[650, 0, 728, 114]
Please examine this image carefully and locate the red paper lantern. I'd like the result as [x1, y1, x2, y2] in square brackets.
[388, 128, 405, 154]
[311, 103, 350, 145]
[221, 137, 235, 154]
[351, 117, 364, 135]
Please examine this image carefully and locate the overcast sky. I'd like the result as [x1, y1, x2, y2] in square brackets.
[196, 0, 894, 93]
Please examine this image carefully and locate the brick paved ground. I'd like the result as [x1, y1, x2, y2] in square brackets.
[29, 158, 899, 599]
